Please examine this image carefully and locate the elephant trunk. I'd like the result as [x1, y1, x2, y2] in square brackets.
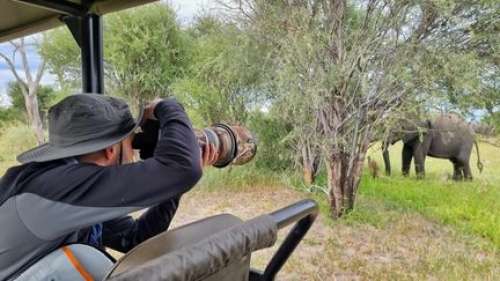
[382, 141, 391, 176]
[474, 140, 484, 173]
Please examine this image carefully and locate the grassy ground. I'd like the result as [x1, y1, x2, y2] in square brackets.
[177, 140, 500, 280]
[363, 141, 500, 248]
[1, 126, 499, 280]
[171, 172, 499, 280]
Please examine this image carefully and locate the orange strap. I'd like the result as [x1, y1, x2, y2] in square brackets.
[62, 246, 95, 281]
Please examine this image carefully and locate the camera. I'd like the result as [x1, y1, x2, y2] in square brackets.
[133, 121, 257, 167]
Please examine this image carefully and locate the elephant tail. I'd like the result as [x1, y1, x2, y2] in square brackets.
[474, 140, 484, 173]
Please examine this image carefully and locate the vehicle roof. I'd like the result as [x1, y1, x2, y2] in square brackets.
[0, 0, 156, 43]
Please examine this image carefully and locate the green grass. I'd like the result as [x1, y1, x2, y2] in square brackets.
[358, 141, 500, 249]
[360, 176, 500, 247]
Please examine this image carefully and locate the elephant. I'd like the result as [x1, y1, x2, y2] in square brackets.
[382, 114, 483, 180]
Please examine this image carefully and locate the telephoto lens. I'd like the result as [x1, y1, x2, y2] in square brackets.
[194, 124, 257, 168]
[133, 120, 257, 167]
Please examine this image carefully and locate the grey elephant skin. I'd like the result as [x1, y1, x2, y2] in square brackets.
[382, 114, 483, 180]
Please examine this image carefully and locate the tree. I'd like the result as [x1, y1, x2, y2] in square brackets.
[228, 0, 468, 217]
[405, 0, 500, 119]
[6, 81, 56, 122]
[40, 3, 189, 109]
[0, 38, 46, 144]
[172, 15, 270, 125]
[105, 4, 189, 108]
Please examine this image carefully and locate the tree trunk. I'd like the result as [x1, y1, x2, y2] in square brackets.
[24, 93, 45, 144]
[303, 167, 314, 185]
[301, 142, 320, 185]
[325, 149, 366, 218]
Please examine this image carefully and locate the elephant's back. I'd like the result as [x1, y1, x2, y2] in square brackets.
[430, 114, 474, 155]
[433, 114, 473, 136]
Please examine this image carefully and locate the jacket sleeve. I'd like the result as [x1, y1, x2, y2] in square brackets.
[102, 196, 180, 253]
[15, 99, 202, 241]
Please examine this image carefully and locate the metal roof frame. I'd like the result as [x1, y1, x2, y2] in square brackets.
[1, 0, 157, 94]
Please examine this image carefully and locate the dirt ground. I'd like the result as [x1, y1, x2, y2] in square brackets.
[166, 186, 499, 281]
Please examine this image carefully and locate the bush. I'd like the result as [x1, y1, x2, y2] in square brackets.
[248, 112, 294, 172]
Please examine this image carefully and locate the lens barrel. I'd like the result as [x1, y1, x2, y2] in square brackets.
[194, 124, 257, 168]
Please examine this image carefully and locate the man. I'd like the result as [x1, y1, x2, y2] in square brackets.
[0, 94, 217, 280]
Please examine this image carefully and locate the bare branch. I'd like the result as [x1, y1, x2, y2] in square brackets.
[34, 58, 46, 86]
[18, 38, 34, 84]
[0, 51, 27, 88]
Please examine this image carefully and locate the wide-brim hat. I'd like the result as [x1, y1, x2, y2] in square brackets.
[17, 93, 144, 163]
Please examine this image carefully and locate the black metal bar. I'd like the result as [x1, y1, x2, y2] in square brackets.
[269, 199, 318, 229]
[256, 199, 318, 281]
[81, 13, 104, 94]
[14, 0, 87, 16]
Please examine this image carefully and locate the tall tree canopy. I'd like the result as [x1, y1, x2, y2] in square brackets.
[172, 15, 271, 125]
[40, 3, 189, 108]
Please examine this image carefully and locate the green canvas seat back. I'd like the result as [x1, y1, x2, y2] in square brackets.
[105, 214, 278, 281]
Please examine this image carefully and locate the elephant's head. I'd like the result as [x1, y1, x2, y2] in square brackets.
[382, 119, 431, 175]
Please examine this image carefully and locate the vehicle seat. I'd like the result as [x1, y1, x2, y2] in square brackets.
[13, 244, 113, 281]
[104, 214, 277, 281]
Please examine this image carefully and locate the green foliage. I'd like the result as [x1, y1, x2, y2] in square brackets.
[248, 111, 294, 171]
[7, 82, 56, 114]
[105, 3, 189, 104]
[172, 15, 270, 124]
[482, 111, 500, 132]
[196, 164, 285, 192]
[0, 82, 57, 125]
[39, 28, 81, 88]
[40, 3, 188, 106]
[0, 123, 37, 173]
[0, 108, 20, 125]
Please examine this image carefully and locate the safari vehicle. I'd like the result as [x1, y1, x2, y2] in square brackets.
[0, 1, 318, 280]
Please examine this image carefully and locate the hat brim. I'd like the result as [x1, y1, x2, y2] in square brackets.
[17, 106, 145, 164]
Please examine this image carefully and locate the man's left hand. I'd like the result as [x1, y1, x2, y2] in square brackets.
[201, 144, 219, 167]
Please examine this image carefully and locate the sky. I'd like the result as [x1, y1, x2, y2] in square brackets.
[0, 0, 217, 106]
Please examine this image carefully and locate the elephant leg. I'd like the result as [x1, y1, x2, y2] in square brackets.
[402, 144, 413, 176]
[413, 145, 426, 179]
[451, 159, 463, 181]
[459, 149, 473, 180]
[463, 163, 473, 181]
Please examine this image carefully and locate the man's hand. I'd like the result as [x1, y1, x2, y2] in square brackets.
[201, 143, 219, 167]
[132, 98, 163, 159]
[143, 98, 163, 122]
[132, 119, 159, 159]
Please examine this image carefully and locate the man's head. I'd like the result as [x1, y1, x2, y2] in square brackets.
[78, 133, 136, 166]
[17, 94, 143, 164]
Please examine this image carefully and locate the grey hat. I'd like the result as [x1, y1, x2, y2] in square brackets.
[17, 93, 144, 163]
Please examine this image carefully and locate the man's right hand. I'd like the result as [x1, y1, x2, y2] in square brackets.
[132, 99, 163, 159]
[132, 119, 160, 159]
[143, 98, 163, 121]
